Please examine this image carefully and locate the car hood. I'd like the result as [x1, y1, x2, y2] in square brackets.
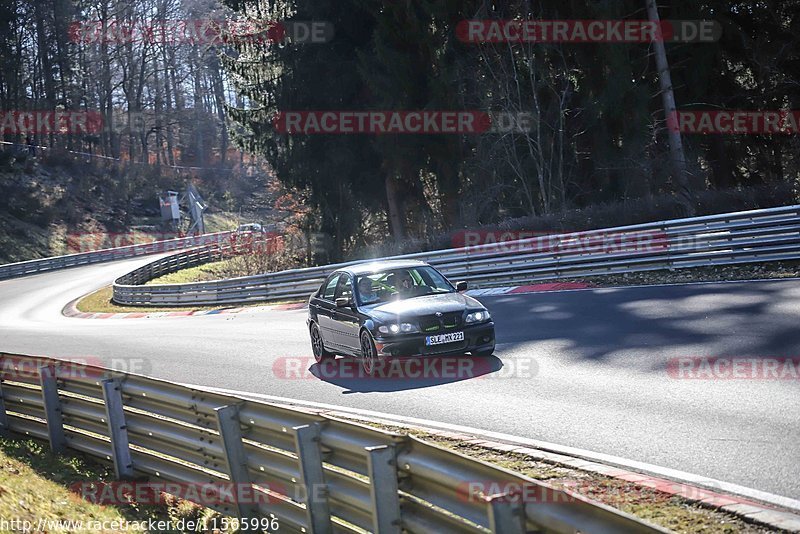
[363, 292, 484, 321]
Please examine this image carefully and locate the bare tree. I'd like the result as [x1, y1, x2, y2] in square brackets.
[645, 0, 695, 215]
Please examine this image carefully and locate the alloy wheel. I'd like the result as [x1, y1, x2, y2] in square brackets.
[311, 324, 328, 363]
[360, 331, 377, 375]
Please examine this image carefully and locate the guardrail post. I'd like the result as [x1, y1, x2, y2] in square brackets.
[366, 445, 401, 534]
[486, 492, 526, 534]
[215, 405, 259, 519]
[663, 223, 676, 270]
[101, 378, 133, 479]
[0, 381, 9, 436]
[39, 364, 66, 453]
[293, 424, 332, 534]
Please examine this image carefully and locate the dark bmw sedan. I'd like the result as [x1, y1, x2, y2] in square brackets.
[307, 260, 495, 374]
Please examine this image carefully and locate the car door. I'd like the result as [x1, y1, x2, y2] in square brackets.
[314, 273, 341, 349]
[332, 274, 361, 354]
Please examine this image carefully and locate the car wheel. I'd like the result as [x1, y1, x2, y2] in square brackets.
[473, 347, 495, 357]
[310, 323, 333, 363]
[360, 331, 380, 376]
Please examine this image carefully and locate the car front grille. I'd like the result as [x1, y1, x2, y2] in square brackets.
[419, 312, 462, 333]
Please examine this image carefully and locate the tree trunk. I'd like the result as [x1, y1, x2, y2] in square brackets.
[384, 174, 405, 241]
[646, 0, 695, 216]
[708, 137, 734, 189]
[209, 56, 228, 165]
[435, 153, 461, 229]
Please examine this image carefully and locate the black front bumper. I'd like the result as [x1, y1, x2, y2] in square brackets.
[374, 322, 495, 357]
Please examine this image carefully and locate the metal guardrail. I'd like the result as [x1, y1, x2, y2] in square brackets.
[0, 353, 666, 533]
[0, 232, 233, 281]
[112, 205, 800, 307]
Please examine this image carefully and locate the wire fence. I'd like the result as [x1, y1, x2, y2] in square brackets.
[0, 140, 225, 172]
[0, 353, 666, 533]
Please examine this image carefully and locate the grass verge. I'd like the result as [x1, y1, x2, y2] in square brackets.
[145, 261, 232, 286]
[0, 437, 234, 533]
[72, 286, 302, 314]
[340, 418, 789, 534]
[574, 261, 800, 289]
[73, 286, 238, 314]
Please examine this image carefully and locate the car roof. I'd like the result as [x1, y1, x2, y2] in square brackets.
[339, 259, 429, 276]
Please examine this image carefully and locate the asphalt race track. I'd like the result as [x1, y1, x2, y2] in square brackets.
[1, 256, 798, 499]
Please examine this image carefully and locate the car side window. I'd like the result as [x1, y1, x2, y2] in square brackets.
[321, 274, 340, 300]
[335, 274, 354, 302]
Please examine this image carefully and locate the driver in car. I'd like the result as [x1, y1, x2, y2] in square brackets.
[358, 277, 380, 304]
[396, 271, 418, 296]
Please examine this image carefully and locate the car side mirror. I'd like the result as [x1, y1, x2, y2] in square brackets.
[456, 281, 468, 292]
[335, 297, 352, 308]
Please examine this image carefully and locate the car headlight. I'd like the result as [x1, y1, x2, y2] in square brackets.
[465, 310, 491, 324]
[378, 323, 419, 334]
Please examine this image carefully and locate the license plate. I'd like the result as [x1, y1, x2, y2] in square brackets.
[425, 331, 465, 346]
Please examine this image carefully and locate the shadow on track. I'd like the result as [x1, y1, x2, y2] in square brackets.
[308, 354, 504, 393]
[485, 279, 800, 373]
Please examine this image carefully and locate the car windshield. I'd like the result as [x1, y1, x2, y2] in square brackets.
[356, 266, 454, 305]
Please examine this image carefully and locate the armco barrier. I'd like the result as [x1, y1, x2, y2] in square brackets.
[0, 232, 233, 281]
[0, 353, 666, 533]
[112, 205, 800, 306]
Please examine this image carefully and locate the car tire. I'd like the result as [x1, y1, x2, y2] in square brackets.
[472, 347, 495, 357]
[360, 330, 380, 376]
[310, 323, 334, 363]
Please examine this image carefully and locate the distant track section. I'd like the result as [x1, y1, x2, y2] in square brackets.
[0, 232, 232, 281]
